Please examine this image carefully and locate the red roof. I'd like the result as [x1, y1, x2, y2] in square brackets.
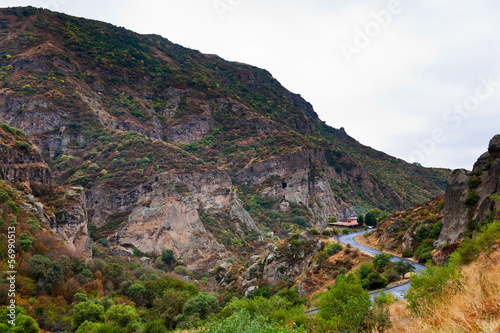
[328, 221, 359, 227]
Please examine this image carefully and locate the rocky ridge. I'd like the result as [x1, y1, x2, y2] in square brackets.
[436, 134, 500, 247]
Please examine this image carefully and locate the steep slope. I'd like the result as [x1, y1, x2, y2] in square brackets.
[369, 134, 500, 265]
[0, 122, 90, 257]
[435, 134, 500, 246]
[0, 7, 450, 269]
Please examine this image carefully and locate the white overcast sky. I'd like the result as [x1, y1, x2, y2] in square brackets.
[4, 0, 500, 170]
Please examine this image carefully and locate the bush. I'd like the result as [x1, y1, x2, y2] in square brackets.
[362, 271, 388, 290]
[321, 229, 332, 237]
[383, 269, 399, 283]
[401, 248, 413, 258]
[415, 240, 434, 263]
[341, 228, 349, 234]
[71, 302, 105, 331]
[174, 266, 190, 276]
[373, 253, 393, 271]
[451, 220, 500, 265]
[326, 242, 342, 256]
[161, 249, 175, 265]
[178, 293, 220, 322]
[292, 216, 308, 226]
[468, 177, 482, 189]
[405, 262, 462, 316]
[197, 309, 307, 333]
[465, 190, 480, 206]
[317, 274, 373, 332]
[310, 228, 319, 235]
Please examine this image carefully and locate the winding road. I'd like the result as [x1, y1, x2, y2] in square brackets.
[304, 230, 427, 315]
[336, 230, 426, 300]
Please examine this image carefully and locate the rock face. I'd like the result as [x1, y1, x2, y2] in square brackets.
[0, 126, 52, 185]
[436, 135, 500, 247]
[236, 149, 357, 228]
[88, 169, 260, 272]
[49, 187, 92, 259]
[0, 124, 91, 258]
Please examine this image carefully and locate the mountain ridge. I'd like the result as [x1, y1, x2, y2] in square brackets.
[0, 6, 450, 269]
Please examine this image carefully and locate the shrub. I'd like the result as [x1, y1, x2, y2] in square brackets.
[71, 302, 105, 331]
[465, 190, 480, 206]
[383, 269, 399, 283]
[16, 140, 30, 150]
[415, 240, 434, 263]
[362, 271, 388, 290]
[105, 304, 141, 331]
[326, 242, 342, 256]
[292, 216, 307, 226]
[401, 248, 413, 258]
[310, 228, 319, 235]
[321, 229, 332, 237]
[373, 253, 393, 271]
[174, 265, 190, 276]
[178, 293, 220, 321]
[451, 220, 500, 265]
[356, 263, 374, 280]
[197, 309, 307, 333]
[468, 177, 482, 189]
[341, 228, 349, 234]
[405, 262, 462, 315]
[161, 249, 175, 265]
[317, 274, 373, 332]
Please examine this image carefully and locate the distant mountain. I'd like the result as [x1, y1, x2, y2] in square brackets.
[0, 6, 449, 270]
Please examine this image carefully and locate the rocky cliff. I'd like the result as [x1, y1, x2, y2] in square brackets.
[88, 169, 262, 272]
[436, 135, 500, 247]
[0, 7, 450, 271]
[0, 123, 91, 258]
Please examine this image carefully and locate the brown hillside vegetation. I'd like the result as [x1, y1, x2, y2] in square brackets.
[389, 248, 500, 333]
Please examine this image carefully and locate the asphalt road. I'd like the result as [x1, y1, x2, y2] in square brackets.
[304, 231, 427, 315]
[337, 230, 426, 300]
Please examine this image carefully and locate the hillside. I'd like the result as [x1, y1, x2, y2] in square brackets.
[0, 6, 449, 271]
[368, 135, 500, 265]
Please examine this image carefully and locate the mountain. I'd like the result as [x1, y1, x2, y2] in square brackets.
[0, 6, 449, 271]
[366, 134, 500, 264]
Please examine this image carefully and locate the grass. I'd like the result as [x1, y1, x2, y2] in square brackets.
[388, 248, 500, 332]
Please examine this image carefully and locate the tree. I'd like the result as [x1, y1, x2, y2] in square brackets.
[362, 271, 389, 290]
[0, 306, 39, 333]
[364, 212, 377, 227]
[326, 216, 337, 223]
[127, 283, 146, 306]
[104, 263, 124, 288]
[161, 249, 175, 266]
[357, 214, 364, 227]
[179, 293, 220, 321]
[373, 253, 393, 271]
[151, 289, 192, 329]
[292, 216, 308, 226]
[317, 274, 372, 332]
[394, 261, 415, 279]
[105, 304, 141, 331]
[71, 302, 105, 331]
[29, 255, 63, 293]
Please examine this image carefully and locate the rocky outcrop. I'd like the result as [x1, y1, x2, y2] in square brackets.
[48, 187, 92, 259]
[87, 169, 260, 272]
[436, 135, 500, 247]
[236, 149, 356, 228]
[0, 127, 52, 185]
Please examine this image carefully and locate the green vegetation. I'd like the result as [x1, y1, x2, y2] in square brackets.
[317, 274, 391, 332]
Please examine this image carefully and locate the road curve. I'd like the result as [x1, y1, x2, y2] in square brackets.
[304, 231, 427, 315]
[336, 230, 426, 300]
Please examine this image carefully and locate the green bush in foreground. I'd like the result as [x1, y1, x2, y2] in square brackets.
[197, 309, 306, 333]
